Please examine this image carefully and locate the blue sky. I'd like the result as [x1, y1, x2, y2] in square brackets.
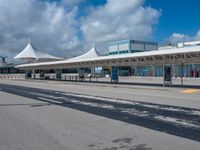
[0, 0, 200, 58]
[146, 0, 200, 42]
[82, 0, 200, 43]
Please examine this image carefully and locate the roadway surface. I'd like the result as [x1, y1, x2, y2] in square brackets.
[0, 79, 200, 150]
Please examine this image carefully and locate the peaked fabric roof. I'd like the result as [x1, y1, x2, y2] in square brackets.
[14, 41, 62, 62]
[15, 45, 200, 69]
[68, 46, 101, 61]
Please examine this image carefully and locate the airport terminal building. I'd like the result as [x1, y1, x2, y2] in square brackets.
[1, 39, 200, 86]
[107, 40, 200, 77]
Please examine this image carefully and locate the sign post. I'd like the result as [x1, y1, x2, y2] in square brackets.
[111, 66, 119, 83]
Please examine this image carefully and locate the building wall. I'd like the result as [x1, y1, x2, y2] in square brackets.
[0, 66, 24, 74]
[108, 40, 130, 55]
[108, 39, 158, 55]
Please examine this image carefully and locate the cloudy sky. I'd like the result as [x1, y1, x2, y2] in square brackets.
[0, 0, 200, 59]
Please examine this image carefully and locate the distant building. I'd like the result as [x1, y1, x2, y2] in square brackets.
[159, 40, 200, 50]
[177, 40, 200, 48]
[108, 39, 158, 55]
[0, 64, 24, 74]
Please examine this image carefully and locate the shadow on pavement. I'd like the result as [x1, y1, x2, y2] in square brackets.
[0, 83, 200, 142]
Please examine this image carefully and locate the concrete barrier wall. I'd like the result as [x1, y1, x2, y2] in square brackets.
[0, 74, 25, 80]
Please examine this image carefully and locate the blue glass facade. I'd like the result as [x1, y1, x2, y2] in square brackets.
[134, 64, 200, 77]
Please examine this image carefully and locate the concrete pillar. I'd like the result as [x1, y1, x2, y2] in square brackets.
[25, 70, 29, 79]
[32, 69, 36, 79]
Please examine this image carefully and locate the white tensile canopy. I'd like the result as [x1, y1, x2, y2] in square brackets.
[15, 45, 200, 69]
[68, 46, 101, 61]
[14, 41, 62, 62]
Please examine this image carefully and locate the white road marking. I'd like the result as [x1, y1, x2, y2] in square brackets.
[38, 97, 63, 104]
[154, 116, 199, 128]
[62, 92, 134, 105]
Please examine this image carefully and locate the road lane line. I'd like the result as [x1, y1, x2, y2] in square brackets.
[38, 97, 63, 104]
[180, 89, 200, 94]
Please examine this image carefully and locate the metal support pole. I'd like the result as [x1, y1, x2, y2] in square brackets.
[90, 67, 93, 82]
[77, 68, 79, 81]
[135, 66, 137, 76]
[95, 67, 98, 82]
[192, 64, 196, 78]
[25, 70, 28, 79]
[110, 67, 112, 83]
[32, 69, 35, 79]
[163, 63, 165, 87]
[181, 63, 184, 86]
[152, 66, 155, 77]
[170, 64, 172, 86]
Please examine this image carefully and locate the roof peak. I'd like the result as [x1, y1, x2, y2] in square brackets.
[92, 43, 96, 48]
[68, 44, 101, 61]
[28, 37, 30, 44]
[14, 40, 61, 61]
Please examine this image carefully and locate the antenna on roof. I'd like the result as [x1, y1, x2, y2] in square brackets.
[92, 43, 96, 48]
[27, 37, 30, 43]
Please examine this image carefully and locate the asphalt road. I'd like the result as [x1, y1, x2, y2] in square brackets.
[0, 80, 200, 150]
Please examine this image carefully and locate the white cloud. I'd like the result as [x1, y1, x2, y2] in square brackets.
[0, 0, 161, 60]
[0, 0, 80, 58]
[61, 0, 85, 6]
[194, 30, 200, 39]
[166, 30, 200, 44]
[81, 0, 160, 43]
[167, 33, 189, 44]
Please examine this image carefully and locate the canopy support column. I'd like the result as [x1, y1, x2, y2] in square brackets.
[91, 67, 95, 82]
[152, 66, 155, 77]
[170, 64, 173, 86]
[134, 66, 137, 76]
[32, 69, 36, 79]
[25, 70, 28, 79]
[181, 63, 184, 86]
[163, 63, 165, 87]
[192, 64, 196, 78]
